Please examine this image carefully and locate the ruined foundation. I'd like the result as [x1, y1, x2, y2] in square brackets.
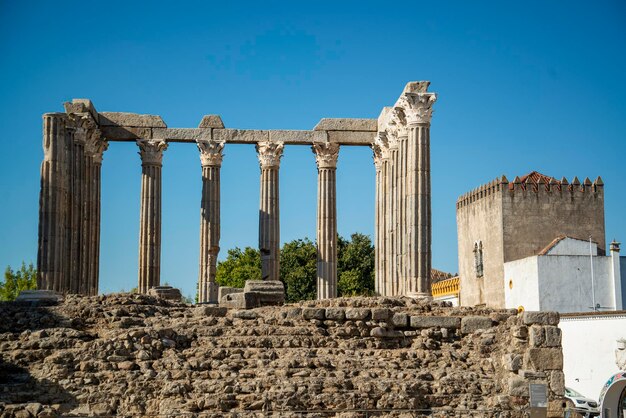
[0, 294, 565, 417]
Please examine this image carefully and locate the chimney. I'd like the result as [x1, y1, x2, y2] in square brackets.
[610, 240, 622, 310]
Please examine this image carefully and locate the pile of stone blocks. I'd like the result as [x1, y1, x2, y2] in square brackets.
[219, 280, 285, 309]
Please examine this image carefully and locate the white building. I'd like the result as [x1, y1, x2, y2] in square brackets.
[560, 312, 626, 409]
[503, 237, 624, 313]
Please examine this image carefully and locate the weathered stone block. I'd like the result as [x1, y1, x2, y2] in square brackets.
[544, 326, 562, 347]
[325, 308, 345, 321]
[302, 308, 325, 320]
[243, 280, 285, 306]
[220, 292, 259, 309]
[410, 316, 461, 329]
[460, 316, 493, 334]
[194, 306, 227, 317]
[549, 370, 565, 396]
[198, 115, 224, 128]
[503, 353, 522, 372]
[370, 327, 404, 339]
[512, 325, 528, 339]
[524, 348, 563, 370]
[99, 112, 167, 127]
[313, 118, 377, 132]
[218, 286, 243, 301]
[371, 308, 391, 321]
[508, 376, 529, 397]
[232, 310, 259, 320]
[391, 313, 409, 327]
[15, 290, 63, 305]
[518, 369, 546, 379]
[148, 286, 181, 301]
[529, 325, 545, 347]
[345, 308, 370, 320]
[522, 311, 559, 326]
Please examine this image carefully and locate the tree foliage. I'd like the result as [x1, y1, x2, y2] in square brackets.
[215, 247, 261, 289]
[214, 233, 375, 302]
[0, 262, 37, 301]
[337, 233, 375, 297]
[280, 238, 317, 303]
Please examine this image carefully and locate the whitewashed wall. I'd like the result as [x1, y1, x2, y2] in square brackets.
[560, 314, 626, 401]
[503, 257, 540, 311]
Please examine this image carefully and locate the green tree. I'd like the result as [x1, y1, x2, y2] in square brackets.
[215, 247, 261, 289]
[337, 233, 375, 297]
[0, 262, 37, 301]
[280, 238, 317, 303]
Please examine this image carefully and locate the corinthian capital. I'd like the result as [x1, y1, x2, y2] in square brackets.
[197, 139, 225, 167]
[312, 142, 340, 169]
[256, 141, 284, 169]
[372, 133, 389, 169]
[85, 131, 108, 164]
[137, 139, 168, 166]
[396, 92, 437, 125]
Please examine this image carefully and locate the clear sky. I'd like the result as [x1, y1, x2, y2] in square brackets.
[1, 1, 624, 299]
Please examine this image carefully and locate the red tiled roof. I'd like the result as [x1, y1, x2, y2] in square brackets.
[431, 269, 455, 283]
[509, 171, 560, 191]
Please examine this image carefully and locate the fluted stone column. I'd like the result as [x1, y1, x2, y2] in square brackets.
[386, 134, 399, 296]
[393, 109, 409, 296]
[256, 141, 284, 282]
[313, 142, 339, 299]
[197, 140, 224, 303]
[37, 113, 70, 292]
[84, 131, 108, 295]
[398, 84, 437, 298]
[137, 139, 168, 294]
[373, 134, 389, 296]
[68, 125, 85, 294]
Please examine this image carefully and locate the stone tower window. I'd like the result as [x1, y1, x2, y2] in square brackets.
[474, 241, 484, 278]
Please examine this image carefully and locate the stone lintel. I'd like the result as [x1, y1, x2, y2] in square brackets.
[269, 130, 326, 143]
[152, 128, 212, 142]
[327, 130, 376, 145]
[100, 126, 153, 141]
[101, 127, 375, 145]
[198, 115, 225, 129]
[99, 112, 167, 128]
[314, 118, 377, 132]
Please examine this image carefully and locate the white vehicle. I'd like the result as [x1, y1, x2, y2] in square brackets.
[565, 387, 600, 417]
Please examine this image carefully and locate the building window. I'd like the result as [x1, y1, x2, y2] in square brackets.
[474, 241, 484, 278]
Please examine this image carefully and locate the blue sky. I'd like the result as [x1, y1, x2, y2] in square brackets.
[1, 1, 624, 299]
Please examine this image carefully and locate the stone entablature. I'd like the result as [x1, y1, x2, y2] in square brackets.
[37, 82, 437, 301]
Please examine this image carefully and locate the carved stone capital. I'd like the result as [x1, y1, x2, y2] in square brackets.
[397, 92, 437, 125]
[85, 132, 108, 164]
[256, 141, 284, 169]
[137, 139, 168, 166]
[312, 142, 339, 169]
[73, 127, 88, 145]
[197, 139, 225, 167]
[372, 133, 389, 169]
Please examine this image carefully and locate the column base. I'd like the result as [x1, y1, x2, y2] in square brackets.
[406, 291, 433, 301]
[207, 282, 219, 304]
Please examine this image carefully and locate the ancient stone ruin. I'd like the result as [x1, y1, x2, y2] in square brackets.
[0, 294, 566, 417]
[36, 82, 436, 302]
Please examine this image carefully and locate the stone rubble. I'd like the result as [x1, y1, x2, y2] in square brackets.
[0, 293, 565, 417]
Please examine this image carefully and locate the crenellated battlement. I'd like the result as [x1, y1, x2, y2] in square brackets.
[456, 171, 604, 209]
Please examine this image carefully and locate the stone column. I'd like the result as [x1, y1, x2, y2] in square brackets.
[37, 113, 69, 292]
[373, 134, 389, 296]
[312, 142, 339, 299]
[387, 134, 399, 296]
[392, 108, 409, 296]
[398, 84, 437, 298]
[197, 139, 224, 303]
[256, 141, 284, 282]
[84, 131, 107, 296]
[68, 125, 86, 294]
[137, 139, 168, 294]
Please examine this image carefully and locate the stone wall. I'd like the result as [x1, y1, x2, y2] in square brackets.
[0, 294, 565, 417]
[456, 181, 504, 307]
